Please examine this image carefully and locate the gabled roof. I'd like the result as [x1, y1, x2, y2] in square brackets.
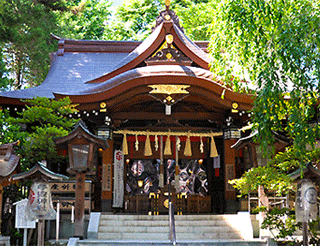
[11, 162, 68, 181]
[0, 7, 254, 119]
[55, 120, 108, 149]
[0, 141, 20, 177]
[231, 130, 291, 150]
[85, 20, 211, 84]
[289, 162, 320, 183]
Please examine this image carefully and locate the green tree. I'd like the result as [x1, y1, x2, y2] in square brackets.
[103, 0, 215, 41]
[103, 0, 162, 41]
[57, 0, 112, 40]
[0, 0, 112, 90]
[174, 0, 216, 41]
[209, 0, 320, 163]
[4, 97, 78, 170]
[0, 0, 65, 89]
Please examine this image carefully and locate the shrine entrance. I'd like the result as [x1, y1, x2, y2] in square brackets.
[112, 131, 226, 214]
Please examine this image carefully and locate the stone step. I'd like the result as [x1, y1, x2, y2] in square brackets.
[93, 213, 254, 242]
[77, 239, 269, 246]
[99, 219, 235, 227]
[98, 225, 239, 234]
[99, 214, 237, 221]
[98, 232, 243, 240]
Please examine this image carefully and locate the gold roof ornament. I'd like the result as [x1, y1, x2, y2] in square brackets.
[149, 85, 190, 95]
[165, 0, 170, 7]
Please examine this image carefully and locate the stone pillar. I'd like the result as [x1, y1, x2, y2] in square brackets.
[101, 139, 113, 212]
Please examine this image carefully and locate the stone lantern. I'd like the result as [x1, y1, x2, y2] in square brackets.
[55, 120, 107, 238]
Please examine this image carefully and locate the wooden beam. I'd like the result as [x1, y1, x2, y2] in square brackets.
[110, 112, 224, 121]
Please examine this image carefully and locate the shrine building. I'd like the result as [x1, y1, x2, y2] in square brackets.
[0, 5, 259, 215]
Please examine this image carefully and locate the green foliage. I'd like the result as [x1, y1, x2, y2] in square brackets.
[103, 0, 216, 41]
[262, 207, 320, 244]
[229, 145, 320, 196]
[0, 0, 62, 89]
[209, 0, 320, 163]
[173, 0, 216, 41]
[261, 207, 300, 242]
[0, 0, 113, 90]
[57, 0, 112, 40]
[103, 0, 161, 41]
[0, 110, 21, 145]
[3, 97, 78, 170]
[229, 166, 293, 196]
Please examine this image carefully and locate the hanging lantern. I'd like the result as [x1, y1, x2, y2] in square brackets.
[26, 181, 56, 221]
[295, 179, 318, 222]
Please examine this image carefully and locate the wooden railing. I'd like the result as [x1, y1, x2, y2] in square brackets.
[124, 191, 211, 214]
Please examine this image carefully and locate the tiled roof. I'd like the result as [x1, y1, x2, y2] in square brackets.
[11, 162, 68, 181]
[0, 141, 20, 177]
[0, 52, 128, 101]
[0, 16, 212, 103]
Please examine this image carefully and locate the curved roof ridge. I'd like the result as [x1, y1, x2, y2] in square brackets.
[58, 65, 216, 96]
[172, 24, 211, 67]
[54, 65, 254, 111]
[86, 23, 165, 84]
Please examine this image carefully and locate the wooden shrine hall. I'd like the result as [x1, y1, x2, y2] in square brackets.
[0, 4, 255, 214]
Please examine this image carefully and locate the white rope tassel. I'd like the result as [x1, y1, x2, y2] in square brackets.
[176, 137, 181, 151]
[200, 137, 204, 153]
[135, 134, 139, 151]
[155, 135, 159, 151]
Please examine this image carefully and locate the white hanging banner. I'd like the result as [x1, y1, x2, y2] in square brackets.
[113, 150, 124, 208]
[295, 179, 318, 222]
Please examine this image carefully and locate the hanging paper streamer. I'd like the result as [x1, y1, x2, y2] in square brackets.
[213, 155, 221, 169]
[135, 134, 139, 151]
[176, 137, 181, 151]
[184, 133, 192, 156]
[122, 133, 128, 155]
[144, 133, 152, 156]
[200, 137, 204, 153]
[174, 166, 180, 191]
[155, 135, 159, 151]
[213, 155, 220, 177]
[210, 135, 218, 158]
[164, 135, 172, 155]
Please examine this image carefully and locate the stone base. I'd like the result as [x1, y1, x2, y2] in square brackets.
[0, 235, 10, 246]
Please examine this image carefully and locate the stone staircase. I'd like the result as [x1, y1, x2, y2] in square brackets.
[68, 213, 273, 246]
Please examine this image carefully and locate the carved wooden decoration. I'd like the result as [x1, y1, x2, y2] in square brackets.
[145, 47, 192, 66]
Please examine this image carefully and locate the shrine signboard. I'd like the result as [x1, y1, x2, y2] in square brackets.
[14, 199, 36, 229]
[50, 180, 92, 212]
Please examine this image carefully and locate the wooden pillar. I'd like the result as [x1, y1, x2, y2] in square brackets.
[74, 172, 86, 238]
[224, 139, 236, 200]
[37, 220, 45, 246]
[0, 183, 3, 227]
[250, 144, 258, 167]
[101, 139, 113, 211]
